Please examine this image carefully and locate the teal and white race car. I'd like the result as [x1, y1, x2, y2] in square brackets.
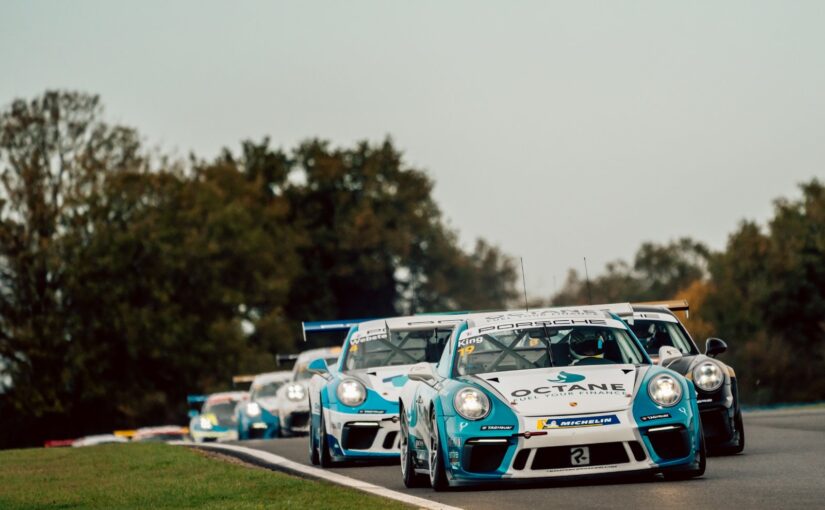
[307, 315, 463, 466]
[398, 306, 705, 490]
[236, 371, 292, 440]
[188, 391, 246, 442]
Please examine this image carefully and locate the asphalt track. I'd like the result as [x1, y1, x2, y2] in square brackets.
[233, 408, 825, 510]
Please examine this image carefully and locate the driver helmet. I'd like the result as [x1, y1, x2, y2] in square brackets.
[569, 329, 606, 361]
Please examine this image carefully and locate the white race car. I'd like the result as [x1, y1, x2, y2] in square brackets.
[274, 347, 342, 436]
[307, 314, 464, 466]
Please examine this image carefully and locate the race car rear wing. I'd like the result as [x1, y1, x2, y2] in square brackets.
[275, 353, 300, 366]
[186, 394, 207, 414]
[301, 318, 372, 342]
[632, 299, 690, 318]
[232, 374, 256, 389]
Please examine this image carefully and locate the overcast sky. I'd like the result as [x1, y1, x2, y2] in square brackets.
[2, 1, 824, 296]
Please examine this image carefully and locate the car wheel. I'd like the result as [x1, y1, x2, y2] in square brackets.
[309, 404, 320, 465]
[428, 410, 449, 491]
[664, 427, 706, 480]
[400, 406, 428, 488]
[731, 410, 745, 453]
[715, 409, 745, 455]
[319, 411, 334, 467]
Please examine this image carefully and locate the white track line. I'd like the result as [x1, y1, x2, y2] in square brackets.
[174, 441, 463, 510]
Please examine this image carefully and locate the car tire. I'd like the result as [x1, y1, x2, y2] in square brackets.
[400, 406, 428, 488]
[309, 403, 320, 465]
[715, 409, 745, 455]
[664, 427, 706, 480]
[319, 411, 334, 467]
[428, 410, 449, 491]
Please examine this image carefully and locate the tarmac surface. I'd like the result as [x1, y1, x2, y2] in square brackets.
[233, 408, 825, 510]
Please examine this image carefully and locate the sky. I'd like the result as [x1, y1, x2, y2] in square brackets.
[2, 0, 824, 297]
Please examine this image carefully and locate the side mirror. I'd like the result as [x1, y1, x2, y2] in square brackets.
[657, 346, 682, 366]
[705, 338, 727, 358]
[187, 410, 198, 419]
[307, 358, 330, 376]
[408, 362, 436, 383]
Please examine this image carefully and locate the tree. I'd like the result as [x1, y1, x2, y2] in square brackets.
[549, 238, 709, 306]
[0, 91, 143, 444]
[704, 180, 825, 403]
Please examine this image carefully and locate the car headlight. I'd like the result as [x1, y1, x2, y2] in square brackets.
[648, 374, 683, 407]
[286, 384, 306, 401]
[693, 361, 724, 392]
[453, 387, 491, 420]
[198, 416, 213, 430]
[246, 402, 261, 417]
[337, 379, 366, 407]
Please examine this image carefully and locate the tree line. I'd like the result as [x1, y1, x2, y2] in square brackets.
[0, 91, 517, 447]
[548, 185, 825, 406]
[1, 90, 822, 448]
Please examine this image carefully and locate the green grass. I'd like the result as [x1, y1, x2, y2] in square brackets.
[0, 443, 411, 510]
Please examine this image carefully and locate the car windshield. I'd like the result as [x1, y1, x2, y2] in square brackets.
[344, 329, 452, 370]
[203, 401, 238, 427]
[251, 381, 284, 399]
[629, 319, 697, 356]
[295, 357, 339, 381]
[454, 325, 647, 376]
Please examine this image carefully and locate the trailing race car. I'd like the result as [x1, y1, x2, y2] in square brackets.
[398, 306, 705, 490]
[188, 391, 246, 442]
[273, 347, 342, 436]
[307, 314, 464, 466]
[236, 371, 292, 440]
[620, 300, 744, 455]
[133, 426, 189, 442]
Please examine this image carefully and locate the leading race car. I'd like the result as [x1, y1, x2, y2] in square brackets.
[620, 301, 744, 455]
[273, 347, 342, 436]
[236, 371, 292, 440]
[307, 314, 464, 466]
[398, 306, 705, 490]
[188, 391, 246, 442]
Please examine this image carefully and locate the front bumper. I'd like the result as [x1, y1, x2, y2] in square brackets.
[239, 412, 281, 440]
[324, 408, 401, 460]
[190, 428, 238, 443]
[437, 410, 700, 484]
[279, 400, 311, 436]
[696, 379, 738, 446]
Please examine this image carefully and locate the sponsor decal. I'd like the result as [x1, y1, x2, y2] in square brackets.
[537, 414, 620, 429]
[510, 382, 626, 400]
[640, 413, 671, 422]
[697, 398, 713, 403]
[459, 421, 469, 431]
[480, 425, 515, 431]
[458, 337, 483, 348]
[357, 409, 385, 414]
[548, 371, 585, 383]
[350, 332, 386, 346]
[477, 318, 608, 335]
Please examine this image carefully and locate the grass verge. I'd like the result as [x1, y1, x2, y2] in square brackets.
[0, 443, 411, 510]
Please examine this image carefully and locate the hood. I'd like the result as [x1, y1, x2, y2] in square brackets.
[473, 364, 638, 417]
[346, 365, 415, 403]
[255, 396, 279, 412]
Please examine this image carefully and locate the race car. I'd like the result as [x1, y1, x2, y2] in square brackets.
[188, 391, 246, 442]
[133, 426, 189, 442]
[236, 371, 292, 440]
[307, 314, 465, 466]
[273, 347, 342, 436]
[619, 300, 744, 454]
[398, 306, 705, 490]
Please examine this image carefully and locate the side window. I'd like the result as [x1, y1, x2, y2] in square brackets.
[437, 327, 461, 378]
